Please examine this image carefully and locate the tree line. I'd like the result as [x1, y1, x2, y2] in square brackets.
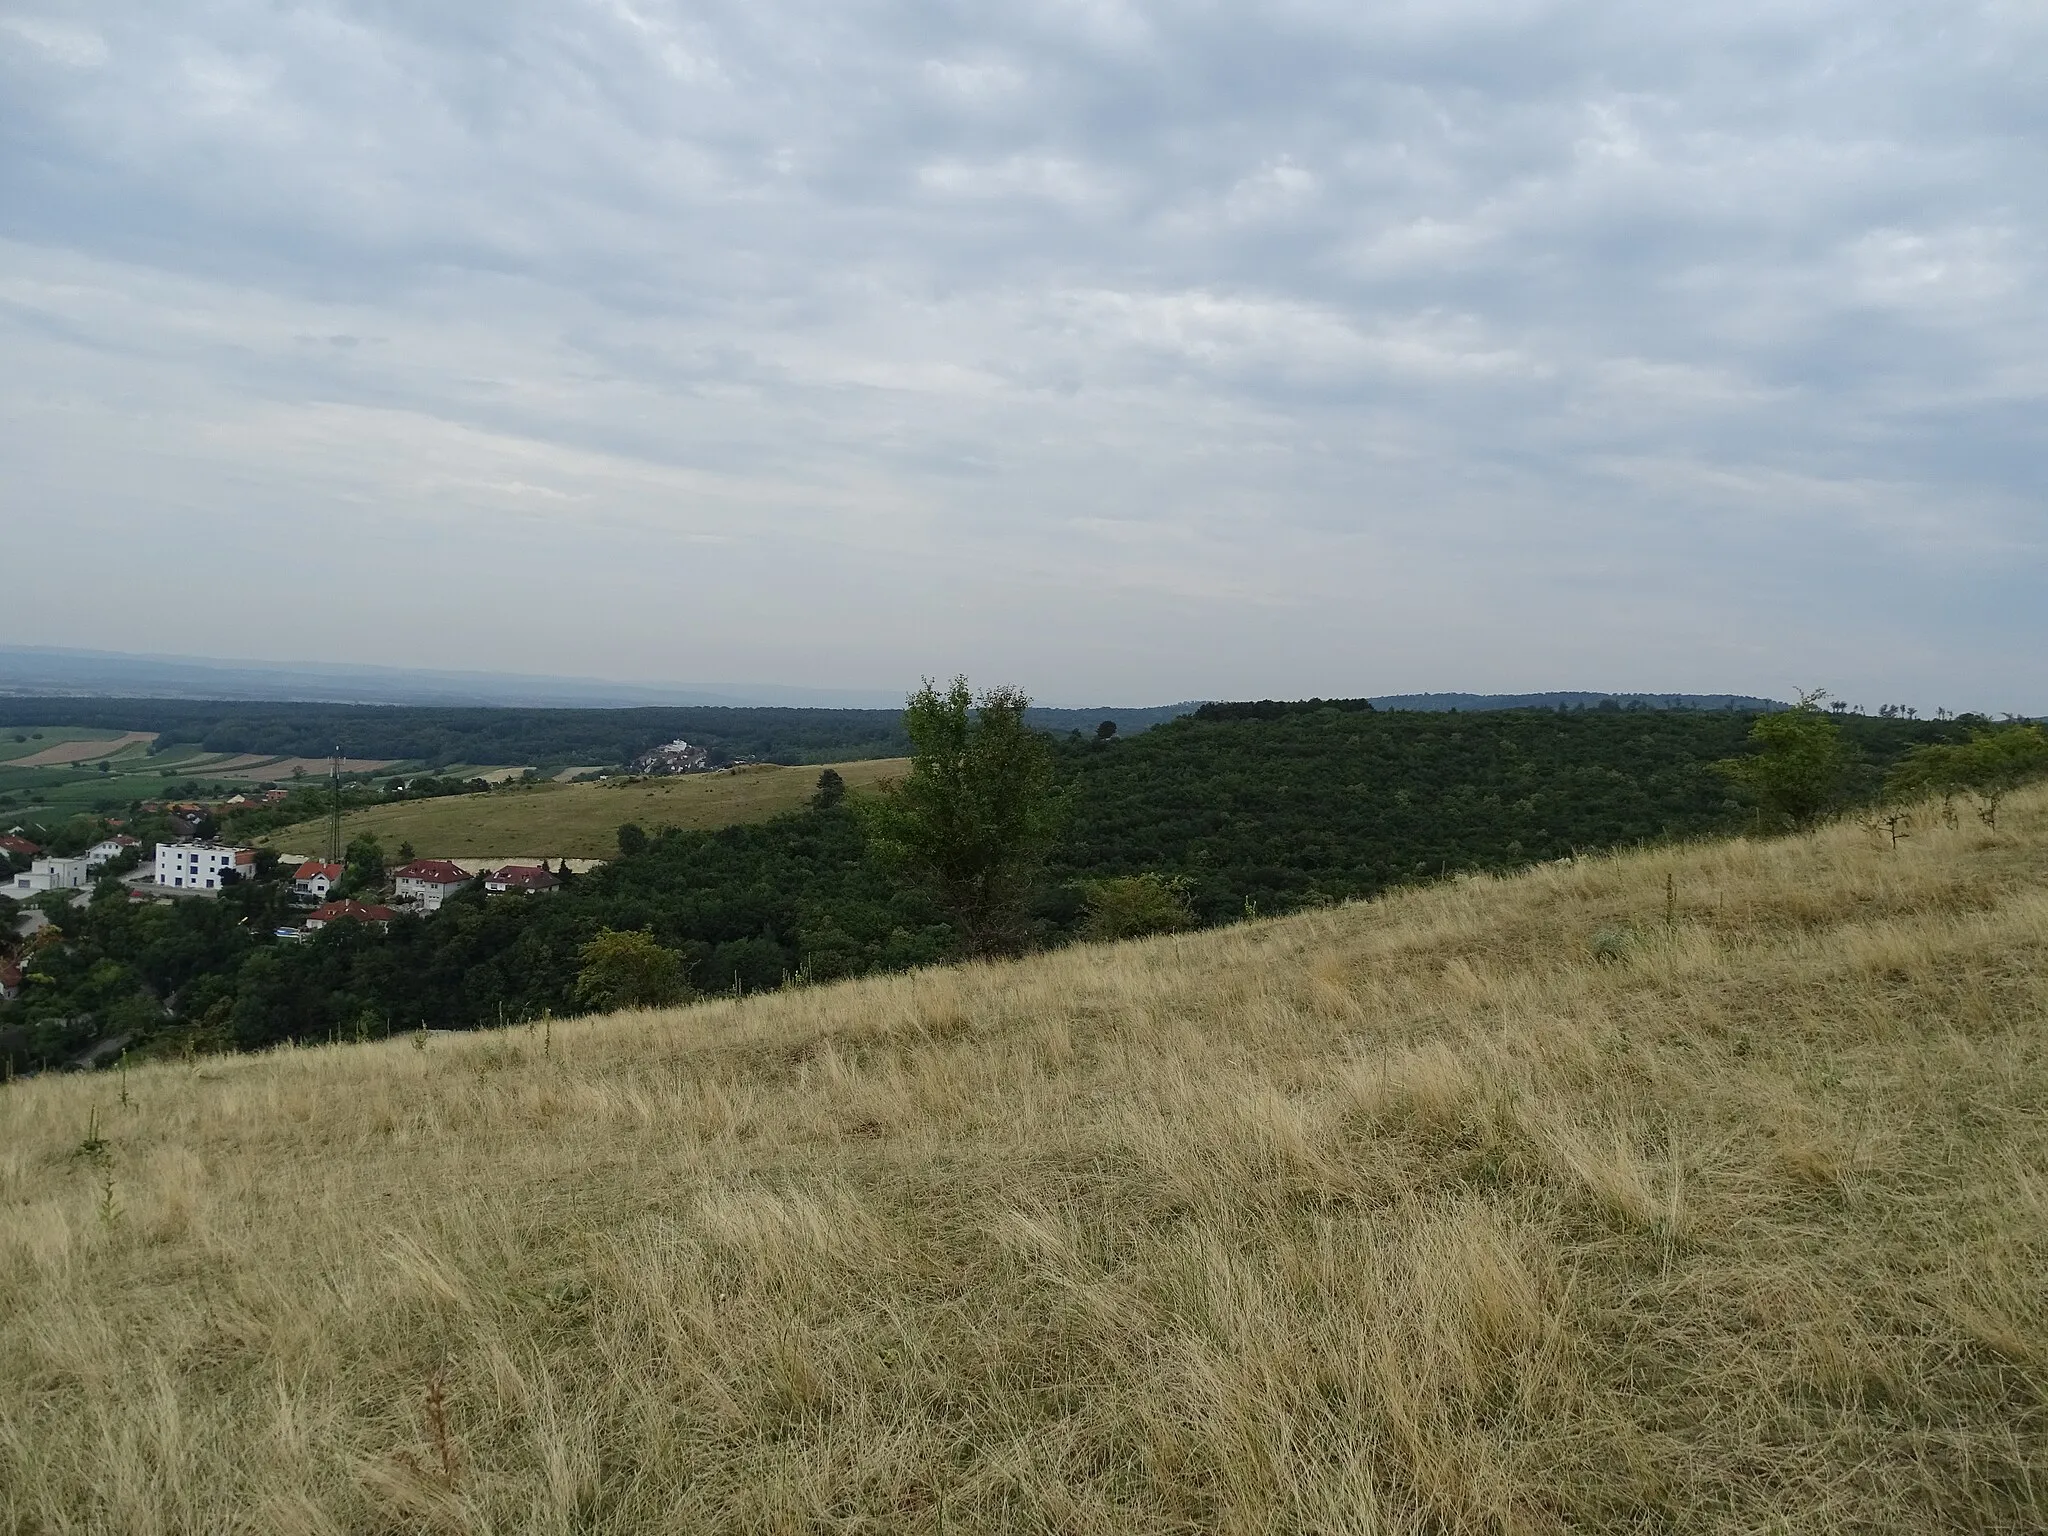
[2, 683, 2040, 1071]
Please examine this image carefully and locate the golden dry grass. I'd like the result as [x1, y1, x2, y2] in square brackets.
[5, 788, 2047, 1532]
[257, 758, 910, 860]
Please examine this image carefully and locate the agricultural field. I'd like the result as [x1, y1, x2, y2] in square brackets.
[0, 727, 360, 821]
[257, 757, 911, 858]
[0, 727, 156, 766]
[4, 786, 2044, 1529]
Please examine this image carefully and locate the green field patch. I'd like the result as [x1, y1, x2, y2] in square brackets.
[258, 757, 908, 859]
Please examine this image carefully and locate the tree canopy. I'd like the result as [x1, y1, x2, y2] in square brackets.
[860, 679, 1063, 957]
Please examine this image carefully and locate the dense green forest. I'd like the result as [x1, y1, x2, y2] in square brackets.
[0, 699, 1196, 770]
[1047, 705, 1968, 920]
[0, 705, 1991, 1071]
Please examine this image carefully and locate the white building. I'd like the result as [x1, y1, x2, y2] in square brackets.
[155, 841, 256, 892]
[292, 861, 344, 901]
[10, 855, 92, 895]
[86, 835, 140, 868]
[391, 859, 472, 912]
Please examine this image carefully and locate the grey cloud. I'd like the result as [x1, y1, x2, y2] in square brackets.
[0, 0, 2042, 709]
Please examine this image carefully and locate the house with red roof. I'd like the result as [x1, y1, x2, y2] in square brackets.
[0, 958, 21, 1001]
[0, 835, 41, 861]
[292, 861, 345, 901]
[485, 864, 560, 895]
[303, 900, 396, 932]
[392, 858, 472, 912]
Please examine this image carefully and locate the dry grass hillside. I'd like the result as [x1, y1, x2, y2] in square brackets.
[5, 790, 2047, 1532]
[258, 757, 909, 859]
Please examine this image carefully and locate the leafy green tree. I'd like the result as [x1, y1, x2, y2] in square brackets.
[812, 768, 847, 809]
[1095, 720, 1118, 743]
[862, 677, 1063, 956]
[573, 929, 689, 1012]
[616, 823, 648, 858]
[1716, 692, 1851, 828]
[340, 833, 385, 895]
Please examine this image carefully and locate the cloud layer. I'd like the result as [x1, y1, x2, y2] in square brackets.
[2, 1, 2042, 708]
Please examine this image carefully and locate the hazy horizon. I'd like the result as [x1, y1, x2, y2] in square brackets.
[0, 641, 1816, 715]
[3, 4, 2042, 713]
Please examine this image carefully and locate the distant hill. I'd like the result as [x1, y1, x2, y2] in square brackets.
[0, 696, 1196, 772]
[1370, 691, 1786, 712]
[0, 644, 912, 709]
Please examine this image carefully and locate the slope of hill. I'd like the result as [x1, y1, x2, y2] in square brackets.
[257, 758, 910, 859]
[4, 791, 2045, 1530]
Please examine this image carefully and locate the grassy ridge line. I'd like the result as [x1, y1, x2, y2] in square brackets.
[4, 791, 2046, 1529]
[256, 756, 911, 858]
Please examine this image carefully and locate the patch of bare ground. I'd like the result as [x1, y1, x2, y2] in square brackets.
[3, 788, 2045, 1531]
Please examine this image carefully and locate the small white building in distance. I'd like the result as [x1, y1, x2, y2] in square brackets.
[391, 858, 472, 912]
[156, 841, 256, 892]
[10, 855, 92, 896]
[86, 835, 140, 868]
[292, 860, 344, 901]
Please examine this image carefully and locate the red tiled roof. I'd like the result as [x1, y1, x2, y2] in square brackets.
[392, 859, 471, 885]
[0, 836, 41, 858]
[0, 959, 22, 987]
[487, 864, 559, 889]
[293, 861, 344, 881]
[306, 900, 395, 926]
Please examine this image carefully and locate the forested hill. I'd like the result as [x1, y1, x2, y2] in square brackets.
[2, 701, 1978, 1069]
[0, 698, 1195, 768]
[1045, 706, 1966, 921]
[1370, 691, 1786, 712]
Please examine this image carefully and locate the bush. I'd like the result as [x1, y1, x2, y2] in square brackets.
[573, 929, 690, 1012]
[1080, 873, 1195, 941]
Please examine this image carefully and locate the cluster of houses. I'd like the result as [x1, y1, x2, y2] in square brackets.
[276, 854, 564, 936]
[630, 738, 712, 775]
[5, 832, 140, 896]
[4, 827, 568, 939]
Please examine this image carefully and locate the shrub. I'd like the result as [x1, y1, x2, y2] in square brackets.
[573, 929, 690, 1012]
[1080, 873, 1195, 941]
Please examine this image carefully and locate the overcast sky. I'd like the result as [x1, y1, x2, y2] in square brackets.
[2, 2, 2042, 711]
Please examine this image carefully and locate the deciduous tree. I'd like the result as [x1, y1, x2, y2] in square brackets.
[861, 677, 1062, 957]
[1716, 691, 1851, 828]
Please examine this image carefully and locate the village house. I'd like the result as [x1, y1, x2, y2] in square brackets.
[0, 958, 21, 1001]
[485, 864, 560, 895]
[0, 834, 41, 862]
[86, 834, 141, 868]
[391, 858, 472, 912]
[292, 861, 344, 901]
[304, 899, 396, 931]
[155, 841, 256, 892]
[11, 855, 92, 895]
